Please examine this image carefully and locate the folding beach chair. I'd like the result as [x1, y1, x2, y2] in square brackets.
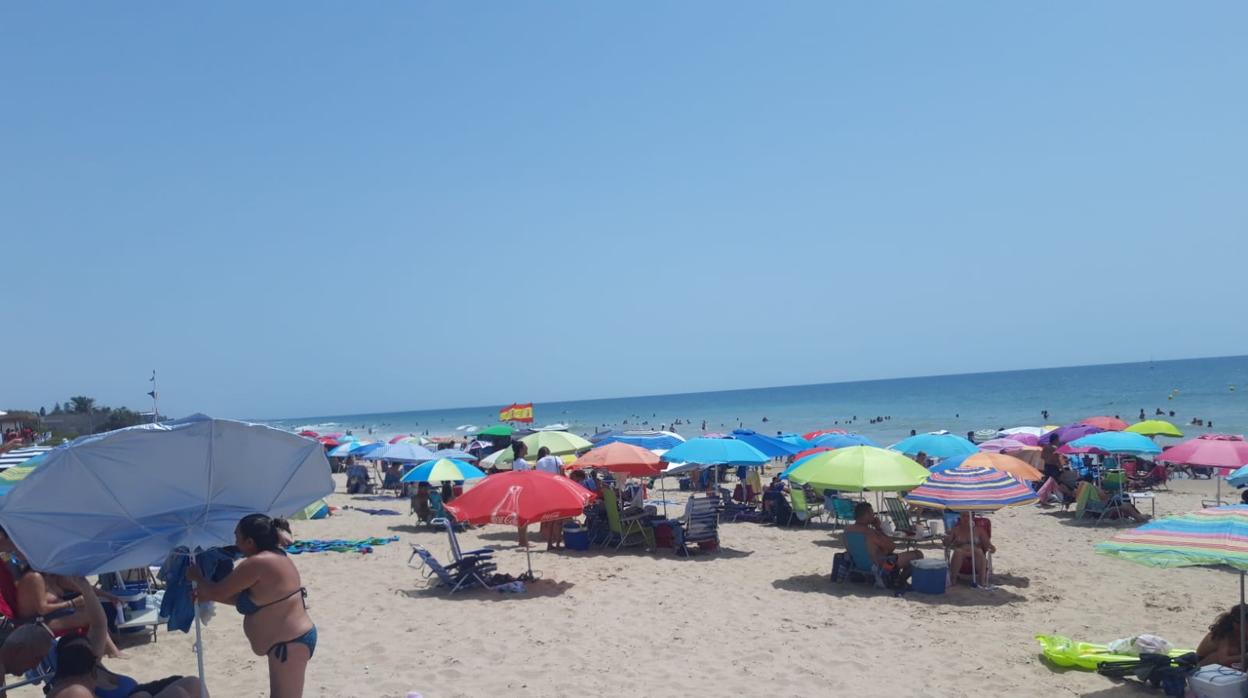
[944, 515, 993, 583]
[786, 488, 814, 526]
[407, 544, 496, 593]
[603, 489, 655, 551]
[843, 532, 885, 588]
[432, 518, 495, 564]
[826, 496, 857, 529]
[672, 495, 719, 557]
[1073, 482, 1124, 525]
[882, 497, 940, 545]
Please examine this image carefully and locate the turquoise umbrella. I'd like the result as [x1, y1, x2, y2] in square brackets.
[890, 432, 978, 459]
[1068, 431, 1162, 455]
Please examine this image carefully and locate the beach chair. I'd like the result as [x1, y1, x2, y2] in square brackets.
[802, 485, 826, 521]
[407, 544, 496, 593]
[1073, 482, 1123, 524]
[827, 496, 857, 529]
[432, 518, 495, 565]
[786, 488, 815, 526]
[603, 489, 655, 551]
[882, 497, 939, 545]
[843, 532, 884, 588]
[673, 494, 720, 557]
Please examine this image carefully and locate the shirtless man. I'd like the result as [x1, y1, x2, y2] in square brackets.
[845, 502, 923, 586]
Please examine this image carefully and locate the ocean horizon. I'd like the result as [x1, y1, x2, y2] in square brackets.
[264, 354, 1248, 445]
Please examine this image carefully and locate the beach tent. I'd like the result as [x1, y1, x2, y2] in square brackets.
[0, 415, 333, 687]
[291, 498, 332, 520]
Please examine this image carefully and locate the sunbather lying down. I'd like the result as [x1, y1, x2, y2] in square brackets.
[1075, 482, 1151, 523]
[846, 502, 923, 585]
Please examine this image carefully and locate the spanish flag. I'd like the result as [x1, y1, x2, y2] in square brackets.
[499, 403, 534, 423]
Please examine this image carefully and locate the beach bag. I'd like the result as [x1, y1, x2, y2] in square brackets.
[831, 552, 851, 582]
[773, 497, 794, 526]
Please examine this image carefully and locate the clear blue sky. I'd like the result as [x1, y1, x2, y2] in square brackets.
[3, 3, 1245, 420]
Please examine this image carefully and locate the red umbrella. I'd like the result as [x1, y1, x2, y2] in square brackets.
[1159, 434, 1248, 473]
[803, 429, 846, 440]
[297, 430, 319, 438]
[793, 446, 834, 462]
[445, 471, 596, 576]
[567, 442, 661, 477]
[1081, 416, 1128, 431]
[445, 471, 596, 527]
[318, 437, 340, 447]
[323, 433, 344, 439]
[389, 434, 413, 444]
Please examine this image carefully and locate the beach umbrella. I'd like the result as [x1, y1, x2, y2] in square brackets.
[491, 431, 593, 466]
[813, 433, 879, 449]
[0, 452, 51, 496]
[400, 458, 486, 484]
[779, 448, 840, 480]
[1081, 416, 1129, 431]
[1000, 426, 1047, 438]
[476, 424, 515, 437]
[1068, 431, 1163, 456]
[803, 429, 847, 440]
[1160, 434, 1248, 504]
[328, 440, 374, 458]
[1002, 433, 1040, 446]
[429, 448, 477, 462]
[972, 428, 999, 444]
[661, 438, 769, 467]
[590, 430, 685, 451]
[297, 430, 319, 438]
[905, 465, 1037, 586]
[444, 470, 596, 576]
[784, 446, 930, 492]
[1048, 423, 1104, 445]
[354, 442, 387, 459]
[1126, 420, 1184, 438]
[730, 430, 801, 458]
[977, 438, 1032, 453]
[792, 447, 834, 462]
[569, 442, 662, 477]
[1227, 465, 1248, 489]
[929, 452, 1043, 481]
[0, 415, 333, 686]
[370, 441, 439, 463]
[291, 498, 331, 520]
[318, 437, 340, 447]
[0, 446, 52, 470]
[890, 432, 978, 459]
[1096, 505, 1248, 668]
[388, 434, 415, 444]
[775, 433, 814, 449]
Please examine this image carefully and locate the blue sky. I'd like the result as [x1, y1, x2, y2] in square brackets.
[3, 2, 1245, 420]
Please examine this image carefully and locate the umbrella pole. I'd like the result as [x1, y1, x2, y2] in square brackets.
[1218, 476, 1223, 505]
[1240, 571, 1245, 671]
[525, 545, 533, 578]
[192, 582, 206, 688]
[968, 511, 979, 589]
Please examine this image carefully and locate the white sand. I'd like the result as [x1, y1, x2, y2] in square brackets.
[12, 475, 1237, 697]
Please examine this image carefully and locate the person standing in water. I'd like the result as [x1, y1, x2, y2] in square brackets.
[190, 515, 314, 698]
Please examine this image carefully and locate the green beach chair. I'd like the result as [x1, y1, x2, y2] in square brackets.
[1073, 482, 1121, 524]
[882, 497, 939, 545]
[603, 489, 655, 551]
[787, 488, 813, 526]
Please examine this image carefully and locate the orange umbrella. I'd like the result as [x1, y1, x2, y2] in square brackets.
[933, 451, 1043, 481]
[568, 442, 662, 477]
[1081, 416, 1129, 431]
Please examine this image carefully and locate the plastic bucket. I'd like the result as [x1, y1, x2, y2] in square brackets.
[911, 559, 948, 595]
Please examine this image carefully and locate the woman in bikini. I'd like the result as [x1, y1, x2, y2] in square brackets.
[189, 515, 314, 698]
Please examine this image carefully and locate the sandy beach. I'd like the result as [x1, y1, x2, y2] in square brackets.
[7, 473, 1230, 698]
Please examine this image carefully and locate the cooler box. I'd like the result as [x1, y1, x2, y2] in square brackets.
[911, 559, 947, 595]
[563, 524, 590, 551]
[678, 477, 691, 492]
[1190, 665, 1248, 698]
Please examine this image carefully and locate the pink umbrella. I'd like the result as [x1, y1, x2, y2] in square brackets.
[389, 434, 414, 444]
[1081, 416, 1128, 431]
[978, 438, 1031, 453]
[1005, 433, 1040, 446]
[1159, 434, 1248, 473]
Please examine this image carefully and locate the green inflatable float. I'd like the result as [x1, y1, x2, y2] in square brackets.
[1035, 634, 1193, 670]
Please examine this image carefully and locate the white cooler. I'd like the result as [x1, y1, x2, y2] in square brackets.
[1190, 664, 1248, 698]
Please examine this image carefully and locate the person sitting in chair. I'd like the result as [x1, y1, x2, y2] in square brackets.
[943, 513, 994, 587]
[845, 502, 923, 586]
[1075, 481, 1151, 523]
[1198, 605, 1246, 667]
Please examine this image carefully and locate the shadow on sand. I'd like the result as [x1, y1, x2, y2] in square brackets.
[770, 573, 1027, 606]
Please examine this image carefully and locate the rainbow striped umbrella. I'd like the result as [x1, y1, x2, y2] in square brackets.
[904, 465, 1038, 512]
[1096, 505, 1248, 668]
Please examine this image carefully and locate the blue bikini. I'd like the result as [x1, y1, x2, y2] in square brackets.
[236, 587, 317, 662]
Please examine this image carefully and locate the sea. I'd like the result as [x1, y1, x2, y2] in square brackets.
[264, 355, 1248, 445]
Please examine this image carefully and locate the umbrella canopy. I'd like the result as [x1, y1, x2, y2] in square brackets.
[519, 431, 592, 456]
[0, 453, 50, 496]
[318, 437, 340, 447]
[476, 424, 515, 437]
[775, 433, 814, 449]
[444, 470, 596, 526]
[971, 428, 1000, 444]
[590, 430, 685, 451]
[0, 446, 52, 469]
[328, 440, 374, 458]
[353, 442, 388, 459]
[1126, 420, 1184, 438]
[1081, 416, 1129, 431]
[388, 434, 415, 444]
[297, 430, 319, 438]
[803, 429, 847, 440]
[1228, 466, 1248, 489]
[929, 452, 1043, 481]
[729, 430, 801, 458]
[0, 415, 333, 576]
[1000, 426, 1048, 438]
[1048, 423, 1104, 445]
[1096, 505, 1248, 571]
[568, 442, 663, 477]
[904, 465, 1038, 511]
[1159, 434, 1248, 472]
[400, 458, 486, 484]
[813, 433, 879, 449]
[1068, 431, 1163, 455]
[792, 446, 834, 462]
[428, 448, 477, 462]
[784, 446, 930, 492]
[661, 438, 769, 467]
[977, 438, 1032, 453]
[370, 441, 439, 463]
[890, 432, 978, 459]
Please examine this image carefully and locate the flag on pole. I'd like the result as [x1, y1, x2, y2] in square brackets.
[499, 403, 534, 423]
[147, 391, 157, 399]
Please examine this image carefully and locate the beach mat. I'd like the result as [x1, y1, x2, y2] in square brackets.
[286, 537, 399, 555]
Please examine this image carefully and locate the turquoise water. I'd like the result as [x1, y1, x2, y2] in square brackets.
[267, 355, 1248, 444]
